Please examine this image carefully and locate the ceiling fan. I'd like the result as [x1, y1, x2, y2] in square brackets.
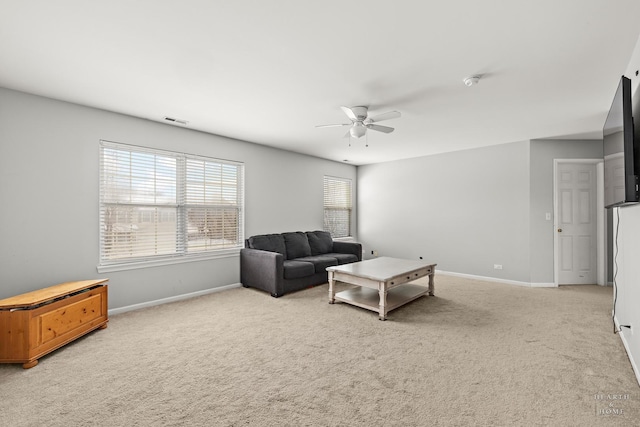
[316, 106, 401, 139]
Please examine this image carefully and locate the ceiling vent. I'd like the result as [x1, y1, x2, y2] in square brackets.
[163, 116, 188, 126]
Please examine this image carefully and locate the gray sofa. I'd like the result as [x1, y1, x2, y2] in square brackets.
[240, 230, 362, 297]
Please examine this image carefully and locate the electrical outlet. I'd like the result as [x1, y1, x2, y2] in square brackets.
[373, 250, 378, 257]
[494, 264, 503, 270]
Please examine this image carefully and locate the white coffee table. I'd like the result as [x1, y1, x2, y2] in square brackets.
[327, 257, 436, 320]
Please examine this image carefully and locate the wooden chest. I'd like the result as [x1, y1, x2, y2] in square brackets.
[0, 279, 108, 368]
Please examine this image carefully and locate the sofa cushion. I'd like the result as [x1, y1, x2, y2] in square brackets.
[283, 232, 312, 260]
[247, 234, 287, 257]
[306, 230, 334, 255]
[283, 260, 315, 279]
[326, 253, 359, 265]
[296, 255, 339, 273]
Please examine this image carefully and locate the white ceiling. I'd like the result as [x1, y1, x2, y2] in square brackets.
[2, 1, 640, 165]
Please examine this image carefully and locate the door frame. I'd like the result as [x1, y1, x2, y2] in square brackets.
[553, 159, 606, 286]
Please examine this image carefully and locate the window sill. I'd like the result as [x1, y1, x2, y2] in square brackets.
[96, 248, 241, 273]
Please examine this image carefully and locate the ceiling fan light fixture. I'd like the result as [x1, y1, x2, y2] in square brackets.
[350, 123, 367, 138]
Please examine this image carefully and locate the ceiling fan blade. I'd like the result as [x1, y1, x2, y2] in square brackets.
[316, 123, 351, 128]
[340, 106, 358, 121]
[366, 124, 394, 134]
[366, 110, 401, 123]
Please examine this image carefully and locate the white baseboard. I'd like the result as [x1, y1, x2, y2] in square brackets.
[436, 270, 556, 288]
[614, 315, 640, 387]
[108, 283, 242, 316]
[530, 282, 557, 288]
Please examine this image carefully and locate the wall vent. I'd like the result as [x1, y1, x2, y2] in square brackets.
[163, 117, 188, 126]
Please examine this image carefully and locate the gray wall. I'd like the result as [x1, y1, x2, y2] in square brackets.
[528, 139, 604, 283]
[613, 36, 640, 385]
[0, 87, 356, 309]
[358, 138, 606, 285]
[357, 141, 532, 282]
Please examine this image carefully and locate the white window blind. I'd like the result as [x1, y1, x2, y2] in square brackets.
[323, 176, 352, 238]
[99, 140, 243, 268]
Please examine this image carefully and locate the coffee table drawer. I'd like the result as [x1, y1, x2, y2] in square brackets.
[388, 267, 432, 287]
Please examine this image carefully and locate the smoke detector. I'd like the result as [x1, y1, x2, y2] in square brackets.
[463, 75, 481, 86]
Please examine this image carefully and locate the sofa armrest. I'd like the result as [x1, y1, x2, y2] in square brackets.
[240, 248, 285, 297]
[332, 241, 363, 261]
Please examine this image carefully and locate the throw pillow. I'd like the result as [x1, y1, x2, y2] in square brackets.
[247, 234, 287, 257]
[306, 230, 333, 255]
[282, 232, 312, 260]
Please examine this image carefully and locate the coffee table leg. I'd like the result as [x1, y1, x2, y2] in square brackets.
[328, 271, 335, 304]
[378, 283, 387, 320]
[428, 271, 435, 296]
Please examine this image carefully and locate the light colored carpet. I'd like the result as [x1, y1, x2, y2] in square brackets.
[1, 275, 638, 426]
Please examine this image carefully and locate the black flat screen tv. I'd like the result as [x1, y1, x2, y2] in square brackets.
[604, 76, 639, 209]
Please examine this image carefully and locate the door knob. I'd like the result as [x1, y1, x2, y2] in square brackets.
[557, 228, 562, 232]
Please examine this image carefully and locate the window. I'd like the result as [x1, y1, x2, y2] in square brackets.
[99, 140, 244, 270]
[323, 176, 352, 238]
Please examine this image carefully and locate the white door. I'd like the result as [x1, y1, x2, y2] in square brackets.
[556, 162, 597, 284]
